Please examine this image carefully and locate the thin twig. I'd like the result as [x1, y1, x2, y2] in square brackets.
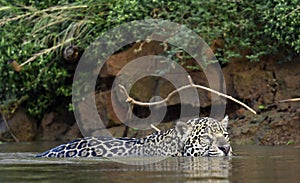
[266, 97, 300, 108]
[0, 111, 19, 142]
[0, 5, 87, 26]
[284, 5, 300, 18]
[150, 124, 161, 132]
[19, 38, 74, 67]
[186, 75, 257, 114]
[0, 12, 32, 26]
[32, 17, 69, 34]
[0, 6, 11, 11]
[119, 75, 257, 114]
[35, 5, 88, 13]
[278, 98, 300, 103]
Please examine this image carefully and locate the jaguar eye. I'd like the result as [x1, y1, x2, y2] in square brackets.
[202, 135, 213, 144]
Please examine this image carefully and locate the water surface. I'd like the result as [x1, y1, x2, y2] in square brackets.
[0, 142, 299, 183]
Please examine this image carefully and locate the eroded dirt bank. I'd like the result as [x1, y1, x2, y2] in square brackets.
[1, 42, 299, 145]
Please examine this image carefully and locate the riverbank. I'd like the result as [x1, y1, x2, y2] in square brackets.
[0, 45, 299, 145]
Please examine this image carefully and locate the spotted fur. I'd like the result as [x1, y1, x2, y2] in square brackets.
[183, 116, 232, 156]
[35, 121, 191, 157]
[35, 116, 232, 158]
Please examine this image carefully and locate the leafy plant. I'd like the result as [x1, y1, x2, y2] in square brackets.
[0, 0, 299, 118]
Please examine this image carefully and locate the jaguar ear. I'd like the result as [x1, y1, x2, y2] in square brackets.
[175, 121, 191, 136]
[221, 115, 229, 128]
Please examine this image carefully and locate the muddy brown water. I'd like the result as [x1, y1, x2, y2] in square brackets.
[0, 142, 299, 183]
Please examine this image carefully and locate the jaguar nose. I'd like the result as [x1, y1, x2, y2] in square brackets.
[218, 146, 230, 156]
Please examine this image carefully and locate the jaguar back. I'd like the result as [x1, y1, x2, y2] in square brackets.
[35, 121, 191, 158]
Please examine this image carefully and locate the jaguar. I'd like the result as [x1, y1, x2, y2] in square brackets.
[35, 116, 232, 158]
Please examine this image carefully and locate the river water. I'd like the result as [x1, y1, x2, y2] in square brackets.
[0, 142, 299, 183]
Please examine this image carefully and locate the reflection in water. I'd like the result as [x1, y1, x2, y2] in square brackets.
[0, 144, 300, 183]
[181, 157, 231, 182]
[109, 157, 231, 182]
[0, 152, 231, 182]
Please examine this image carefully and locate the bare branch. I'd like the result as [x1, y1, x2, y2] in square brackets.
[186, 75, 257, 114]
[266, 98, 300, 108]
[150, 124, 161, 132]
[278, 98, 300, 103]
[119, 75, 257, 115]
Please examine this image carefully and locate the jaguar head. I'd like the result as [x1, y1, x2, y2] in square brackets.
[183, 116, 233, 157]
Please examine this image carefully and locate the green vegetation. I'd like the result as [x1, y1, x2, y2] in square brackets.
[0, 0, 299, 118]
[286, 140, 295, 145]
